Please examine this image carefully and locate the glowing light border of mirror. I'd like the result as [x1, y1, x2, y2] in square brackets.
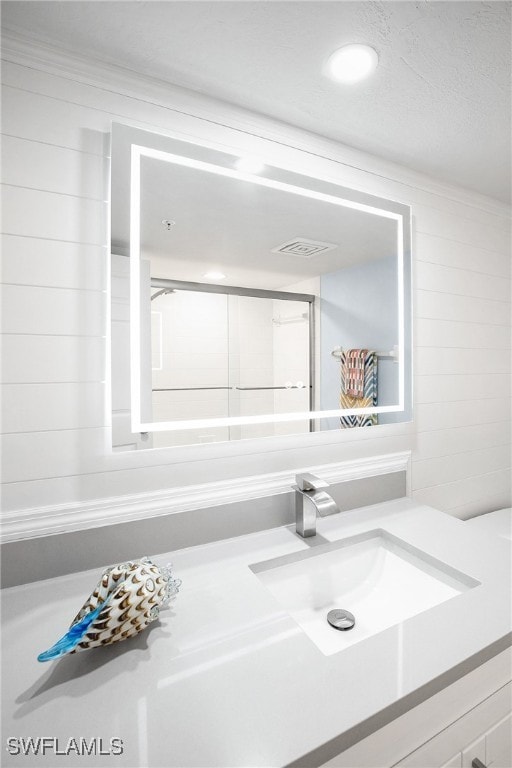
[129, 143, 405, 435]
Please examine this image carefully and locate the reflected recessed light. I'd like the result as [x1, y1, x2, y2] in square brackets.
[235, 156, 265, 174]
[326, 44, 378, 83]
[203, 271, 226, 280]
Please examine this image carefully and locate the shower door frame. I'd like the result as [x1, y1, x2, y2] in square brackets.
[150, 277, 316, 425]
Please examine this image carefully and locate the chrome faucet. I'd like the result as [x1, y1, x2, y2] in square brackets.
[293, 473, 340, 537]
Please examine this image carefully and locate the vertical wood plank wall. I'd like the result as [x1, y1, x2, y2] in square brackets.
[1, 50, 510, 525]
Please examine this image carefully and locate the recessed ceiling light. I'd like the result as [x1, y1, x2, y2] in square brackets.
[326, 44, 379, 84]
[203, 271, 226, 280]
[235, 156, 265, 174]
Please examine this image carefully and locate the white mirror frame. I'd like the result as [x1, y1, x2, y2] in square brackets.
[128, 141, 409, 436]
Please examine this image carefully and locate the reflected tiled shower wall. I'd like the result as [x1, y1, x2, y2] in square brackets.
[150, 291, 311, 446]
[152, 290, 230, 446]
[229, 295, 276, 441]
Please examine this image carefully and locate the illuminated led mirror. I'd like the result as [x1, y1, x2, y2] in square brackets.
[111, 123, 412, 450]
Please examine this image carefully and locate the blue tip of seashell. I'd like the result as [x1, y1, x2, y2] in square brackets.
[37, 596, 110, 662]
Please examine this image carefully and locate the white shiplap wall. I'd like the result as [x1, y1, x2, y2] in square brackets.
[1, 36, 511, 534]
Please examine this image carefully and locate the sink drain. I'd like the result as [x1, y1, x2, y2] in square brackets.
[327, 609, 355, 631]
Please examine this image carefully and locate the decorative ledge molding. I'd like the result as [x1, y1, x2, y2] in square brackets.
[0, 452, 410, 543]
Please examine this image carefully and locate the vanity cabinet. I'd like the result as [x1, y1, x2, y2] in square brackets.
[321, 649, 511, 768]
[396, 685, 511, 767]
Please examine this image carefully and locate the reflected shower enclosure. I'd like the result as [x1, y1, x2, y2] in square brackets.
[148, 282, 313, 447]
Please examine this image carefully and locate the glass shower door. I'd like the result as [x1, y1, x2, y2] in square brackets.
[151, 288, 231, 447]
[150, 286, 312, 447]
[227, 294, 311, 440]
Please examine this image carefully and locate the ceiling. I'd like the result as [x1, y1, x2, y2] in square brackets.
[2, 1, 510, 203]
[138, 155, 397, 289]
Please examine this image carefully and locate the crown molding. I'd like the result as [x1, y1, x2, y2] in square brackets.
[1, 29, 510, 221]
[0, 452, 411, 543]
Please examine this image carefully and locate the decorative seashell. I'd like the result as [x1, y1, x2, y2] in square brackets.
[37, 557, 181, 662]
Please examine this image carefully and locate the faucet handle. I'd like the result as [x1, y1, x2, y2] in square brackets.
[295, 472, 329, 491]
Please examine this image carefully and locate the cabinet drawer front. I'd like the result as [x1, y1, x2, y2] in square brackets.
[486, 713, 512, 768]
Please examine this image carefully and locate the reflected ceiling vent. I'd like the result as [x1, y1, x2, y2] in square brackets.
[271, 238, 338, 258]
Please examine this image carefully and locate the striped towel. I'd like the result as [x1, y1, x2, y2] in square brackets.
[340, 349, 378, 428]
[345, 349, 368, 397]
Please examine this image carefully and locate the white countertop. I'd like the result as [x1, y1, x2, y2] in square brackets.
[2, 498, 511, 767]
[465, 507, 512, 541]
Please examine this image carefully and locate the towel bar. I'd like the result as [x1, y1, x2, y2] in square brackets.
[331, 345, 399, 362]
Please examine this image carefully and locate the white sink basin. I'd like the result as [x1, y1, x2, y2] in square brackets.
[251, 529, 479, 655]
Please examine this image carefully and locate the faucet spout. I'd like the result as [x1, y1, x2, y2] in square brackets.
[293, 473, 340, 537]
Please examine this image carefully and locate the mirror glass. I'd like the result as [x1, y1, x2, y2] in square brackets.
[111, 123, 411, 450]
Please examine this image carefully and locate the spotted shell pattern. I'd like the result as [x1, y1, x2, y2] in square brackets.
[68, 558, 178, 652]
[38, 557, 181, 661]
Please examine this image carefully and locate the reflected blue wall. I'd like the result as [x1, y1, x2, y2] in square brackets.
[320, 256, 401, 428]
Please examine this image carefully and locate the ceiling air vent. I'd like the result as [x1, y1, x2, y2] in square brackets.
[271, 238, 338, 258]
